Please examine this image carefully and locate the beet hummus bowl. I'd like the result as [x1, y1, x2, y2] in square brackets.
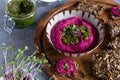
[46, 10, 104, 57]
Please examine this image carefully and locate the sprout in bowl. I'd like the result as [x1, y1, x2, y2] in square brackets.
[46, 10, 104, 57]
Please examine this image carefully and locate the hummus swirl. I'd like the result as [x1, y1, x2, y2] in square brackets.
[55, 59, 76, 75]
[50, 17, 99, 53]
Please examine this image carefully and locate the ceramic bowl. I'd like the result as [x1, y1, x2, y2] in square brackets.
[46, 10, 104, 57]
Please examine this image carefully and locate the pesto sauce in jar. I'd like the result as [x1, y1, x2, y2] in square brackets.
[6, 0, 36, 28]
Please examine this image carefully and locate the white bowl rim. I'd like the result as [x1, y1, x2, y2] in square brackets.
[46, 9, 105, 56]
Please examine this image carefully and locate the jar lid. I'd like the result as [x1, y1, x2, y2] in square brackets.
[40, 0, 58, 2]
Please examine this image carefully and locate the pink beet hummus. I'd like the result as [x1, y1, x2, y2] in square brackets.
[111, 6, 120, 17]
[50, 17, 99, 53]
[55, 59, 76, 75]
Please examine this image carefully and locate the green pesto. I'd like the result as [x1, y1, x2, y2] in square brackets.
[14, 14, 35, 28]
[6, 0, 35, 28]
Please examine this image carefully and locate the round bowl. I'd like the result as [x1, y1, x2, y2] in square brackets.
[46, 10, 104, 57]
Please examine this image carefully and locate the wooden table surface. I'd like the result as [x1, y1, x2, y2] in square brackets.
[34, 0, 120, 80]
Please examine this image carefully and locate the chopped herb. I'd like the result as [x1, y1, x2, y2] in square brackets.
[64, 63, 70, 69]
[79, 26, 91, 40]
[62, 25, 91, 45]
[6, 0, 35, 18]
[62, 25, 80, 45]
[118, 8, 120, 13]
[79, 70, 89, 78]
[63, 63, 70, 69]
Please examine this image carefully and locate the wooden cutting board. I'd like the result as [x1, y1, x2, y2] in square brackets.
[34, 0, 120, 80]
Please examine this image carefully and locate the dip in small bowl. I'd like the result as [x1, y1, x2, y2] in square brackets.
[111, 6, 120, 20]
[55, 59, 76, 76]
[46, 10, 104, 57]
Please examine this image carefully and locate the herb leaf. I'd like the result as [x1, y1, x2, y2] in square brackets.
[62, 25, 91, 45]
[62, 25, 80, 45]
[79, 26, 91, 40]
[118, 8, 120, 13]
[79, 70, 89, 78]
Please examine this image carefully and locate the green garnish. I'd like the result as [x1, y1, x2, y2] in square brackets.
[61, 63, 70, 69]
[64, 63, 70, 69]
[49, 76, 54, 80]
[62, 25, 91, 45]
[62, 25, 80, 45]
[79, 26, 91, 40]
[118, 8, 120, 13]
[79, 70, 89, 78]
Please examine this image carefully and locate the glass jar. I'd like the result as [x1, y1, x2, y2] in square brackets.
[4, 0, 36, 33]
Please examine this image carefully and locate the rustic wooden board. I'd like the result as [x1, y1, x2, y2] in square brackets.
[34, 0, 120, 80]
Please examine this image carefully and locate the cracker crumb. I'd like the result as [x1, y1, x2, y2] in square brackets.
[77, 1, 104, 16]
[108, 23, 120, 38]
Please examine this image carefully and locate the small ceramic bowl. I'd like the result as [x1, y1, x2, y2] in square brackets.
[46, 10, 104, 57]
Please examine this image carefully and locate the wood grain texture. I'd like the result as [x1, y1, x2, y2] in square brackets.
[34, 0, 120, 80]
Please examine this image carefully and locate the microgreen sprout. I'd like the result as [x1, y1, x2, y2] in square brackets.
[0, 44, 48, 80]
[62, 25, 80, 45]
[62, 25, 91, 45]
[79, 26, 91, 40]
